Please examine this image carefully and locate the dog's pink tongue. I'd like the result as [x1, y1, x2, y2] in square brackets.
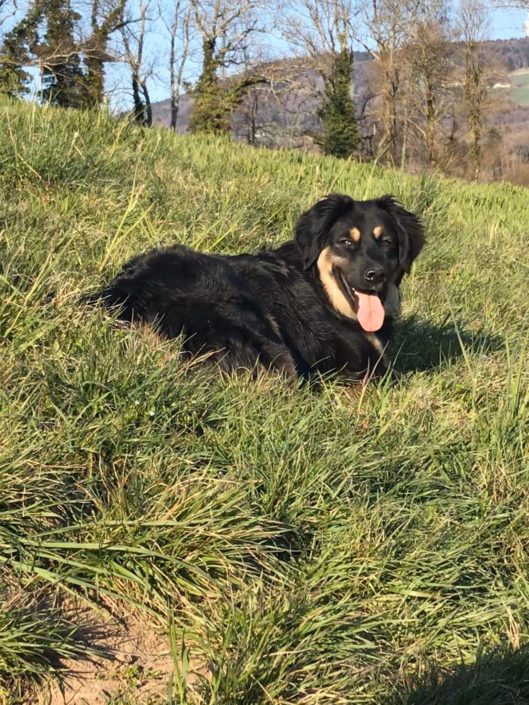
[356, 292, 385, 332]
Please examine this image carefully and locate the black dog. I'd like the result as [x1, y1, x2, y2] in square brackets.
[85, 194, 424, 380]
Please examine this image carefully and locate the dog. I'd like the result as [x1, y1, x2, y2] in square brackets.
[85, 194, 424, 381]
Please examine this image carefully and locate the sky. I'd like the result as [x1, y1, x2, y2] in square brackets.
[489, 5, 528, 38]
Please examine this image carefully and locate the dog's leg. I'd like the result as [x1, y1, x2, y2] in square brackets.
[257, 339, 298, 379]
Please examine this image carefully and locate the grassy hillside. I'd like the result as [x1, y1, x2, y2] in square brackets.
[1, 98, 529, 705]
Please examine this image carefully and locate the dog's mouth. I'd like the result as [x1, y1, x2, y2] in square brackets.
[338, 273, 386, 333]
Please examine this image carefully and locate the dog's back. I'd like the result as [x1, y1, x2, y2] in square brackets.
[84, 245, 298, 377]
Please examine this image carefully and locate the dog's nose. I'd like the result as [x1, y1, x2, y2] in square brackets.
[364, 267, 386, 287]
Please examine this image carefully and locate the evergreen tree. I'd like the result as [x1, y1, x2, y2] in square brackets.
[318, 49, 360, 159]
[36, 0, 87, 108]
[0, 21, 32, 98]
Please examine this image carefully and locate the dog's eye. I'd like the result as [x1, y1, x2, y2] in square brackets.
[381, 238, 393, 248]
[339, 238, 354, 246]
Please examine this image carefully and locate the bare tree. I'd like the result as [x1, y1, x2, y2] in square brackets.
[456, 0, 490, 179]
[234, 55, 324, 148]
[403, 0, 452, 168]
[190, 0, 265, 73]
[119, 0, 156, 125]
[281, 0, 357, 58]
[159, 0, 191, 131]
[359, 0, 411, 164]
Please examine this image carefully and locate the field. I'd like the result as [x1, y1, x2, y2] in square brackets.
[510, 69, 529, 106]
[1, 97, 529, 705]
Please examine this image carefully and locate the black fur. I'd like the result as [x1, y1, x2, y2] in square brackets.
[84, 194, 424, 380]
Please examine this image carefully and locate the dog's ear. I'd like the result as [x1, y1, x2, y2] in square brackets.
[378, 195, 425, 272]
[294, 194, 354, 269]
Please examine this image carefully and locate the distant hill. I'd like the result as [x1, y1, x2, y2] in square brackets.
[151, 50, 373, 145]
[151, 36, 529, 157]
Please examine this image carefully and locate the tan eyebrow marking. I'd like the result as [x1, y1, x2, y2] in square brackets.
[373, 225, 384, 239]
[350, 227, 361, 242]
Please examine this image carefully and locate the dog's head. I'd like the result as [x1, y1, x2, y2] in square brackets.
[294, 194, 424, 332]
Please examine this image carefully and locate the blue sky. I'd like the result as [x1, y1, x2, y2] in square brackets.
[489, 6, 528, 39]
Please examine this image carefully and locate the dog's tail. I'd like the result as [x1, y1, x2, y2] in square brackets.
[80, 284, 142, 323]
[80, 289, 104, 307]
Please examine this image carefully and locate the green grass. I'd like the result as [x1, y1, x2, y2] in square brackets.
[1, 97, 529, 704]
[510, 70, 529, 106]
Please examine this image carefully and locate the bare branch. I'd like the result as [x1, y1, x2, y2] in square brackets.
[280, 0, 359, 61]
[0, 0, 18, 30]
[189, 0, 267, 70]
[118, 0, 157, 125]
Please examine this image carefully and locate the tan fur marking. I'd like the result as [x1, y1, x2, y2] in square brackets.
[350, 227, 361, 242]
[366, 333, 386, 357]
[373, 225, 384, 239]
[317, 247, 356, 319]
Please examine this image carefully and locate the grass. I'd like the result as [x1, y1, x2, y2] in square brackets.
[1, 96, 529, 704]
[509, 69, 529, 106]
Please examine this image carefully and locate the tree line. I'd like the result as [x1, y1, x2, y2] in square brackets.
[0, 0, 527, 179]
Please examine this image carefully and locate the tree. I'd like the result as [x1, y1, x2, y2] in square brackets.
[230, 55, 314, 147]
[0, 0, 131, 108]
[82, 0, 128, 108]
[404, 0, 452, 168]
[189, 32, 227, 132]
[318, 47, 360, 157]
[280, 0, 361, 158]
[35, 0, 87, 108]
[0, 12, 33, 98]
[360, 0, 410, 164]
[456, 0, 490, 179]
[120, 0, 154, 125]
[188, 0, 266, 134]
[160, 0, 191, 131]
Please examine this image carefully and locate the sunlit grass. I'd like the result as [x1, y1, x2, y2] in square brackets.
[1, 97, 529, 704]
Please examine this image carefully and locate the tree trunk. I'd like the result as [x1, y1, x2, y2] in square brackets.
[132, 72, 145, 124]
[425, 79, 437, 167]
[465, 44, 482, 181]
[169, 33, 177, 130]
[141, 80, 152, 126]
[170, 92, 179, 131]
[379, 52, 399, 164]
[85, 54, 105, 107]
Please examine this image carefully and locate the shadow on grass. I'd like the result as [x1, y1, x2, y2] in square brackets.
[392, 317, 504, 374]
[389, 645, 529, 705]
